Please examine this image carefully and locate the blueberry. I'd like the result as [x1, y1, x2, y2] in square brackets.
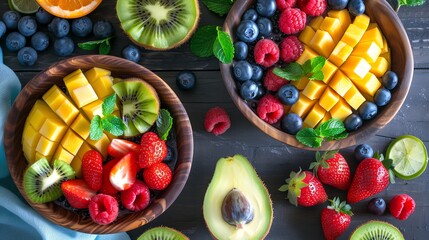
[381, 71, 398, 90]
[93, 20, 113, 39]
[374, 88, 391, 107]
[281, 113, 303, 135]
[277, 84, 299, 105]
[163, 146, 175, 163]
[368, 197, 386, 215]
[354, 144, 374, 162]
[255, 0, 276, 17]
[358, 101, 378, 120]
[49, 18, 70, 38]
[0, 21, 6, 39]
[348, 0, 365, 16]
[121, 45, 141, 62]
[234, 41, 248, 60]
[176, 70, 197, 90]
[5, 32, 26, 52]
[71, 17, 93, 37]
[17, 16, 37, 37]
[236, 20, 259, 43]
[2, 11, 20, 30]
[54, 37, 75, 56]
[31, 32, 50, 51]
[242, 9, 258, 21]
[255, 82, 266, 99]
[344, 113, 363, 132]
[240, 81, 259, 100]
[256, 17, 272, 37]
[35, 7, 53, 25]
[17, 47, 37, 66]
[233, 60, 253, 81]
[328, 0, 349, 10]
[250, 64, 263, 82]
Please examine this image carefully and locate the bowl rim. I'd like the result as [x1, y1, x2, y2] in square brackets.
[5, 55, 194, 233]
[220, 0, 414, 150]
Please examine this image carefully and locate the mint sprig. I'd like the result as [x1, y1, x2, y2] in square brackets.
[190, 25, 234, 64]
[89, 94, 126, 140]
[202, 0, 234, 16]
[78, 36, 113, 55]
[273, 56, 326, 81]
[399, 0, 426, 6]
[296, 118, 348, 148]
[156, 109, 173, 140]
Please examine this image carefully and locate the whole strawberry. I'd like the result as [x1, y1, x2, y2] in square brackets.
[138, 132, 167, 169]
[143, 162, 172, 190]
[321, 197, 353, 240]
[347, 157, 392, 203]
[279, 170, 327, 207]
[309, 151, 351, 190]
[82, 150, 103, 191]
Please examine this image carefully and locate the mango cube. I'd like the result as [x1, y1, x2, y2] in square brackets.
[91, 75, 114, 99]
[361, 27, 384, 49]
[330, 99, 352, 121]
[61, 129, 84, 155]
[63, 69, 83, 82]
[353, 14, 370, 30]
[70, 84, 98, 108]
[39, 117, 67, 142]
[291, 77, 310, 90]
[64, 69, 88, 90]
[309, 30, 335, 58]
[53, 147, 75, 164]
[43, 85, 65, 110]
[321, 60, 338, 83]
[71, 142, 93, 177]
[56, 100, 80, 125]
[27, 100, 58, 131]
[299, 26, 316, 46]
[341, 56, 371, 81]
[370, 57, 389, 77]
[81, 99, 104, 120]
[84, 67, 111, 83]
[319, 87, 340, 111]
[296, 45, 318, 65]
[87, 133, 110, 158]
[381, 36, 389, 54]
[353, 72, 382, 96]
[320, 17, 343, 43]
[303, 104, 326, 128]
[344, 85, 366, 110]
[302, 80, 327, 100]
[70, 114, 90, 140]
[327, 9, 351, 33]
[36, 136, 58, 157]
[290, 95, 316, 118]
[309, 16, 324, 30]
[329, 70, 353, 97]
[317, 112, 332, 128]
[43, 85, 79, 125]
[340, 24, 366, 47]
[22, 141, 35, 163]
[22, 124, 41, 149]
[329, 41, 353, 67]
[351, 41, 381, 64]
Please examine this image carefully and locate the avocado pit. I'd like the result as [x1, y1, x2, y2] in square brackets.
[221, 188, 254, 229]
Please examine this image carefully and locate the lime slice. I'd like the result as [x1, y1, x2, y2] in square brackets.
[9, 0, 40, 14]
[386, 135, 428, 180]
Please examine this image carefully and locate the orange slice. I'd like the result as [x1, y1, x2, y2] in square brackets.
[36, 0, 102, 19]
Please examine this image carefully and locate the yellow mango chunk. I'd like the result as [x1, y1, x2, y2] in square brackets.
[319, 87, 340, 111]
[329, 41, 353, 67]
[56, 100, 80, 125]
[26, 100, 58, 131]
[327, 9, 351, 33]
[53, 147, 75, 164]
[81, 99, 104, 120]
[36, 136, 58, 157]
[291, 77, 310, 90]
[302, 80, 327, 100]
[87, 133, 110, 159]
[380, 52, 391, 64]
[381, 36, 389, 54]
[22, 123, 41, 149]
[70, 114, 90, 140]
[361, 27, 384, 49]
[39, 117, 67, 142]
[367, 23, 378, 30]
[64, 69, 88, 90]
[344, 85, 366, 110]
[69, 84, 98, 108]
[317, 112, 332, 128]
[351, 41, 381, 64]
[43, 85, 79, 125]
[63, 69, 83, 82]
[353, 72, 382, 96]
[70, 155, 83, 178]
[321, 60, 338, 84]
[320, 17, 343, 43]
[296, 45, 318, 65]
[340, 24, 366, 47]
[329, 70, 353, 97]
[310, 30, 335, 58]
[353, 14, 370, 30]
[84, 67, 111, 84]
[299, 26, 316, 46]
[341, 56, 371, 81]
[61, 129, 84, 155]
[91, 75, 114, 99]
[22, 141, 35, 164]
[330, 99, 352, 121]
[309, 16, 324, 31]
[43, 85, 65, 110]
[370, 57, 389, 77]
[290, 95, 316, 118]
[304, 104, 326, 128]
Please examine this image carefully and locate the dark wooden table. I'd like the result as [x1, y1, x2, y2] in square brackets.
[1, 1, 428, 239]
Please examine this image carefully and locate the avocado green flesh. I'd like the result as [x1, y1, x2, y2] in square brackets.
[203, 155, 273, 240]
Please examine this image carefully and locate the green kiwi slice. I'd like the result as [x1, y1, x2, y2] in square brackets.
[116, 0, 200, 50]
[23, 158, 75, 203]
[112, 78, 160, 137]
[350, 220, 405, 240]
[137, 226, 189, 240]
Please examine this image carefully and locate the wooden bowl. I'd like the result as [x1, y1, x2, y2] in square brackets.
[5, 55, 194, 233]
[220, 0, 414, 150]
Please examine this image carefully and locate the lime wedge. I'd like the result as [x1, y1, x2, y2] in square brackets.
[9, 0, 40, 14]
[386, 135, 428, 180]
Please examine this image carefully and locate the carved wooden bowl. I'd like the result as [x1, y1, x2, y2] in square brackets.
[220, 0, 414, 150]
[5, 55, 194, 233]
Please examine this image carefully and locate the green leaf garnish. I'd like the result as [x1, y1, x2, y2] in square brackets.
[274, 56, 326, 81]
[202, 0, 234, 16]
[296, 118, 348, 148]
[78, 37, 113, 55]
[102, 94, 116, 116]
[399, 0, 426, 6]
[156, 109, 173, 140]
[190, 25, 234, 63]
[213, 27, 234, 64]
[296, 128, 323, 148]
[101, 115, 126, 136]
[90, 115, 103, 140]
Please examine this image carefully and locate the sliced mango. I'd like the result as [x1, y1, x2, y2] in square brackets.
[329, 41, 353, 67]
[289, 95, 316, 118]
[341, 56, 371, 81]
[329, 70, 353, 97]
[351, 41, 381, 64]
[302, 80, 327, 100]
[299, 26, 316, 46]
[309, 30, 335, 58]
[319, 87, 340, 112]
[330, 99, 352, 121]
[303, 104, 326, 128]
[344, 85, 366, 110]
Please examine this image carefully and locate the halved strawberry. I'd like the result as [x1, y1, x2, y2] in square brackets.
[100, 158, 120, 196]
[61, 179, 96, 209]
[109, 152, 138, 191]
[82, 150, 103, 191]
[107, 139, 140, 158]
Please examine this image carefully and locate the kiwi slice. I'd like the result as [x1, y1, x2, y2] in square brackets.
[24, 158, 75, 203]
[112, 78, 160, 137]
[116, 0, 199, 50]
[350, 220, 405, 240]
[137, 227, 189, 240]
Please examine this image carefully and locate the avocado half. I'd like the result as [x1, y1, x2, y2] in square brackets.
[203, 154, 273, 240]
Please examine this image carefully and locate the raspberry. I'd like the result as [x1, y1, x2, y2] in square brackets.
[263, 67, 289, 92]
[389, 194, 416, 220]
[204, 107, 231, 136]
[276, 0, 297, 11]
[278, 8, 306, 35]
[257, 94, 284, 124]
[121, 180, 150, 211]
[297, 0, 326, 16]
[89, 194, 119, 225]
[143, 162, 173, 190]
[280, 36, 304, 63]
[254, 39, 280, 68]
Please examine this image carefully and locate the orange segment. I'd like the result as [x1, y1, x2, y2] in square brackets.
[36, 0, 102, 19]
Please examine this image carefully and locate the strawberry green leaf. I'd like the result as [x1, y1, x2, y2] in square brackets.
[102, 94, 116, 116]
[156, 109, 173, 140]
[278, 184, 288, 192]
[90, 115, 103, 140]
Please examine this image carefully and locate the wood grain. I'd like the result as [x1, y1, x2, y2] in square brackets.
[4, 55, 193, 234]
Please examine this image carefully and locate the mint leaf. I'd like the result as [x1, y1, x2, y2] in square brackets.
[156, 109, 173, 140]
[302, 60, 312, 74]
[202, 0, 233, 16]
[99, 41, 111, 55]
[101, 115, 126, 136]
[102, 94, 116, 116]
[309, 71, 324, 81]
[296, 128, 323, 148]
[78, 37, 113, 54]
[273, 63, 304, 80]
[400, 0, 426, 6]
[213, 28, 234, 64]
[190, 25, 218, 57]
[296, 118, 348, 148]
[317, 118, 346, 137]
[310, 56, 326, 72]
[90, 115, 103, 140]
[78, 42, 98, 50]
